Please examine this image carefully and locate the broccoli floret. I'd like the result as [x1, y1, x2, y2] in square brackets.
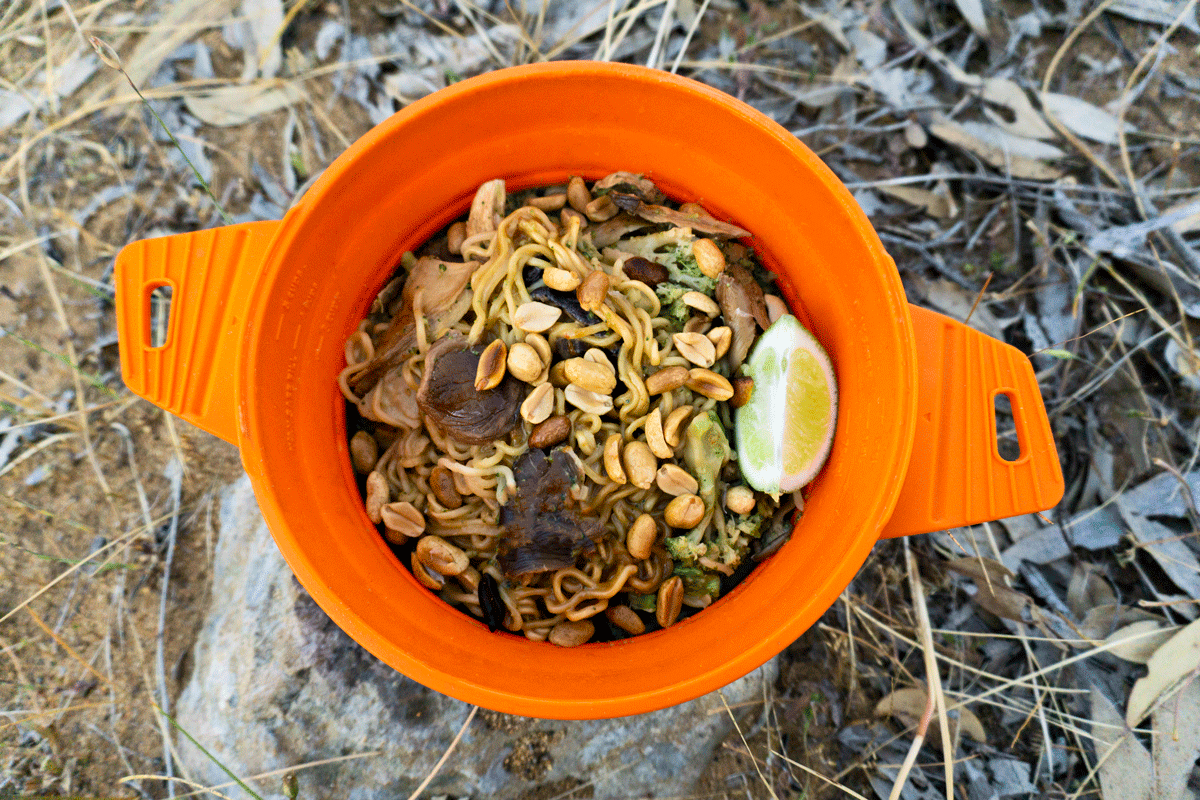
[654, 282, 691, 328]
[730, 511, 766, 540]
[628, 593, 657, 612]
[674, 564, 721, 598]
[662, 244, 717, 294]
[665, 536, 708, 565]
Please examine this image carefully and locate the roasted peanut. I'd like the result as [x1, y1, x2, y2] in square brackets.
[474, 339, 507, 390]
[724, 485, 757, 515]
[644, 365, 689, 395]
[662, 405, 693, 448]
[603, 433, 627, 484]
[664, 494, 705, 528]
[381, 501, 425, 540]
[365, 470, 389, 523]
[527, 192, 567, 211]
[549, 361, 571, 388]
[513, 301, 562, 332]
[626, 513, 658, 560]
[692, 238, 726, 279]
[645, 407, 673, 459]
[656, 576, 684, 628]
[764, 294, 788, 323]
[349, 430, 378, 474]
[416, 534, 469, 576]
[681, 291, 720, 317]
[565, 384, 613, 415]
[707, 326, 732, 360]
[679, 201, 709, 217]
[507, 342, 545, 384]
[411, 552, 445, 590]
[456, 565, 482, 592]
[656, 464, 699, 496]
[672, 332, 716, 368]
[606, 604, 646, 635]
[686, 368, 734, 401]
[730, 376, 754, 408]
[446, 221, 467, 255]
[564, 357, 617, 394]
[429, 464, 463, 510]
[683, 315, 710, 335]
[543, 266, 581, 291]
[622, 440, 658, 490]
[567, 176, 591, 213]
[521, 381, 555, 424]
[584, 347, 613, 371]
[585, 194, 619, 222]
[529, 414, 571, 449]
[548, 618, 594, 647]
[577, 270, 610, 313]
[525, 333, 553, 366]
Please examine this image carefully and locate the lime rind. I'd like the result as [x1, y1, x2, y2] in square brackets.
[734, 315, 838, 496]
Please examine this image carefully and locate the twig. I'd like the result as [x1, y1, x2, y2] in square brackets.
[719, 690, 780, 800]
[405, 705, 478, 800]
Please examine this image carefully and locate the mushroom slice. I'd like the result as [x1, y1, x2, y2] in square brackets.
[349, 256, 479, 394]
[715, 264, 770, 369]
[610, 193, 752, 238]
[497, 448, 604, 579]
[415, 334, 524, 445]
[590, 213, 655, 248]
[593, 171, 666, 204]
[466, 178, 506, 238]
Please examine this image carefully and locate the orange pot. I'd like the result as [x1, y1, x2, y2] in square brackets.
[114, 62, 1063, 719]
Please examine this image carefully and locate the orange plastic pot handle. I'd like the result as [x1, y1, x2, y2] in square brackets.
[114, 221, 278, 445]
[880, 305, 1064, 538]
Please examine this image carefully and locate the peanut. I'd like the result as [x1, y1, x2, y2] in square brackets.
[349, 430, 378, 474]
[446, 221, 467, 255]
[644, 365, 689, 395]
[724, 485, 757, 515]
[692, 238, 726, 279]
[764, 294, 788, 323]
[662, 405, 693, 448]
[686, 368, 734, 401]
[566, 176, 591, 213]
[707, 326, 732, 360]
[548, 618, 594, 647]
[507, 342, 545, 384]
[416, 534, 469, 576]
[529, 414, 571, 449]
[365, 470, 389, 524]
[520, 381, 555, 424]
[411, 552, 445, 590]
[672, 332, 716, 368]
[543, 266, 581, 291]
[681, 291, 720, 317]
[626, 513, 658, 560]
[656, 464, 699, 496]
[585, 194, 619, 222]
[513, 301, 562, 332]
[656, 576, 684, 628]
[474, 339, 507, 391]
[564, 357, 617, 394]
[429, 464, 462, 510]
[380, 501, 425, 541]
[622, 440, 658, 490]
[603, 434, 627, 484]
[565, 384, 613, 415]
[527, 192, 567, 211]
[577, 270, 610, 313]
[730, 376, 754, 408]
[606, 605, 646, 635]
[645, 407, 673, 459]
[664, 494, 705, 528]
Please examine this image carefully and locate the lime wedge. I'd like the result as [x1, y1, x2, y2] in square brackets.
[734, 315, 838, 496]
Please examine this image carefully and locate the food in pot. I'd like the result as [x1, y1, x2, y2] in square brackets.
[338, 173, 838, 645]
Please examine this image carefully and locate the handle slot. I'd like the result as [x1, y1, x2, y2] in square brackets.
[147, 283, 174, 349]
[993, 390, 1023, 463]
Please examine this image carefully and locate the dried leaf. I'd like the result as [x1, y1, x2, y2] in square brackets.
[1104, 620, 1179, 663]
[1152, 679, 1200, 800]
[1167, 195, 1200, 234]
[1040, 92, 1128, 145]
[928, 119, 1063, 180]
[1127, 617, 1200, 724]
[1079, 603, 1162, 640]
[876, 185, 957, 219]
[1165, 339, 1200, 391]
[945, 556, 1015, 583]
[240, 0, 285, 78]
[1105, 0, 1200, 31]
[1067, 562, 1117, 619]
[1091, 689, 1153, 800]
[951, 0, 989, 36]
[875, 687, 987, 745]
[184, 82, 303, 127]
[981, 79, 1054, 140]
[123, 0, 238, 88]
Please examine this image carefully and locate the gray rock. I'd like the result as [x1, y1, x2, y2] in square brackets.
[176, 475, 779, 799]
